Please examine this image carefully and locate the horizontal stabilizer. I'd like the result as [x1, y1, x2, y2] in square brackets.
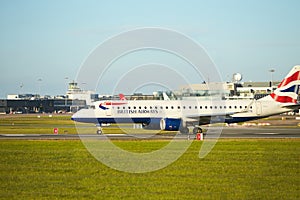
[281, 104, 300, 110]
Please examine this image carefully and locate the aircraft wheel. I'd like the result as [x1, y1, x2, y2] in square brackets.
[179, 127, 189, 134]
[96, 129, 102, 135]
[192, 127, 203, 134]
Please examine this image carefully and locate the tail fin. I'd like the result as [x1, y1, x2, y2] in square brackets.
[119, 93, 127, 100]
[270, 65, 300, 103]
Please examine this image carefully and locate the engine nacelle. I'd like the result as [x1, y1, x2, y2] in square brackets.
[142, 118, 161, 130]
[160, 118, 181, 131]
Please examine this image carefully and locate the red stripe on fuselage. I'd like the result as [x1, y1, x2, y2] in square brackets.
[104, 102, 128, 106]
[270, 93, 297, 103]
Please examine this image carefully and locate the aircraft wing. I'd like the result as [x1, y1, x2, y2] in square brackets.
[185, 112, 236, 119]
[185, 108, 250, 119]
[184, 111, 243, 125]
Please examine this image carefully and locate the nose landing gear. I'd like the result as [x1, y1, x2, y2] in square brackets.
[96, 124, 103, 135]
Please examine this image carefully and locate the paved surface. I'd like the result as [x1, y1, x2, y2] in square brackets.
[0, 127, 299, 140]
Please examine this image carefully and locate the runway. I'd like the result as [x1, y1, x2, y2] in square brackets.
[0, 127, 299, 140]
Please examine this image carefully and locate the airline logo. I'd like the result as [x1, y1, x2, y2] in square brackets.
[271, 66, 300, 103]
[99, 102, 127, 110]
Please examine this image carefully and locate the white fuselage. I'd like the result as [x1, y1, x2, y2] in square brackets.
[72, 96, 289, 125]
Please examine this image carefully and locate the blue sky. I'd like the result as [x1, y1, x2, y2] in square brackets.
[0, 0, 299, 97]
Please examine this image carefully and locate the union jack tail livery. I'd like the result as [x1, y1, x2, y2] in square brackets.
[270, 65, 300, 103]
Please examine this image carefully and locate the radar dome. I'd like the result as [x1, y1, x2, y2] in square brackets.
[232, 73, 242, 82]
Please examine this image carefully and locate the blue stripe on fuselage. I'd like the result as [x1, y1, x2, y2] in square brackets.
[224, 116, 264, 124]
[72, 116, 264, 125]
[71, 117, 161, 124]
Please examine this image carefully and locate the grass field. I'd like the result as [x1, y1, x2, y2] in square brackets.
[0, 139, 299, 199]
[0, 114, 176, 135]
[0, 114, 299, 135]
[0, 114, 77, 134]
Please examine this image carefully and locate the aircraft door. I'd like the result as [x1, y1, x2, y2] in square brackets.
[256, 101, 262, 115]
[106, 109, 112, 116]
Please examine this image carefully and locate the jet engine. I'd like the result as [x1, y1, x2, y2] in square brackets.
[160, 118, 181, 131]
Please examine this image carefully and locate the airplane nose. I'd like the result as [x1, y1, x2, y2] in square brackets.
[71, 112, 78, 121]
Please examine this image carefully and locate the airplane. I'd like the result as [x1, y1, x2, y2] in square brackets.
[72, 66, 300, 134]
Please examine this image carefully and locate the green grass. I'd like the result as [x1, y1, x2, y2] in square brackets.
[0, 115, 77, 134]
[0, 139, 299, 199]
[0, 114, 299, 135]
[0, 115, 177, 135]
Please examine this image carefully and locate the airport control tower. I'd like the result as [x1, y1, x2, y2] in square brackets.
[66, 81, 98, 105]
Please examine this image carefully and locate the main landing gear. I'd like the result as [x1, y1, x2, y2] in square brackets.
[179, 126, 203, 134]
[179, 126, 189, 134]
[96, 125, 103, 135]
[193, 127, 203, 134]
[179, 125, 205, 136]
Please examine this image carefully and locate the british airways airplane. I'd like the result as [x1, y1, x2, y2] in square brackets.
[72, 66, 300, 134]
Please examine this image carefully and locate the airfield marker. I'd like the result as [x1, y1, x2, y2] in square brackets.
[53, 128, 58, 134]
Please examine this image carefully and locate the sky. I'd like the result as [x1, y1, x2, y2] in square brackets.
[0, 0, 300, 97]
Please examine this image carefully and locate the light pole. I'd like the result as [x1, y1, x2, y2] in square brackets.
[19, 83, 24, 95]
[37, 78, 42, 99]
[81, 82, 86, 90]
[64, 77, 69, 106]
[269, 68, 275, 88]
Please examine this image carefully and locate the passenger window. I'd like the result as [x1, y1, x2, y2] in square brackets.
[215, 106, 217, 109]
[195, 106, 197, 109]
[178, 106, 181, 109]
[171, 106, 174, 109]
[133, 106, 136, 109]
[189, 106, 192, 109]
[200, 106, 202, 109]
[210, 106, 212, 109]
[183, 106, 186, 109]
[144, 106, 147, 109]
[229, 106, 232, 109]
[205, 106, 207, 109]
[165, 106, 168, 109]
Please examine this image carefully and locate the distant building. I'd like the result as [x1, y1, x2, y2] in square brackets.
[0, 99, 85, 114]
[66, 81, 98, 105]
[176, 82, 230, 100]
[175, 81, 281, 100]
[7, 94, 40, 100]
